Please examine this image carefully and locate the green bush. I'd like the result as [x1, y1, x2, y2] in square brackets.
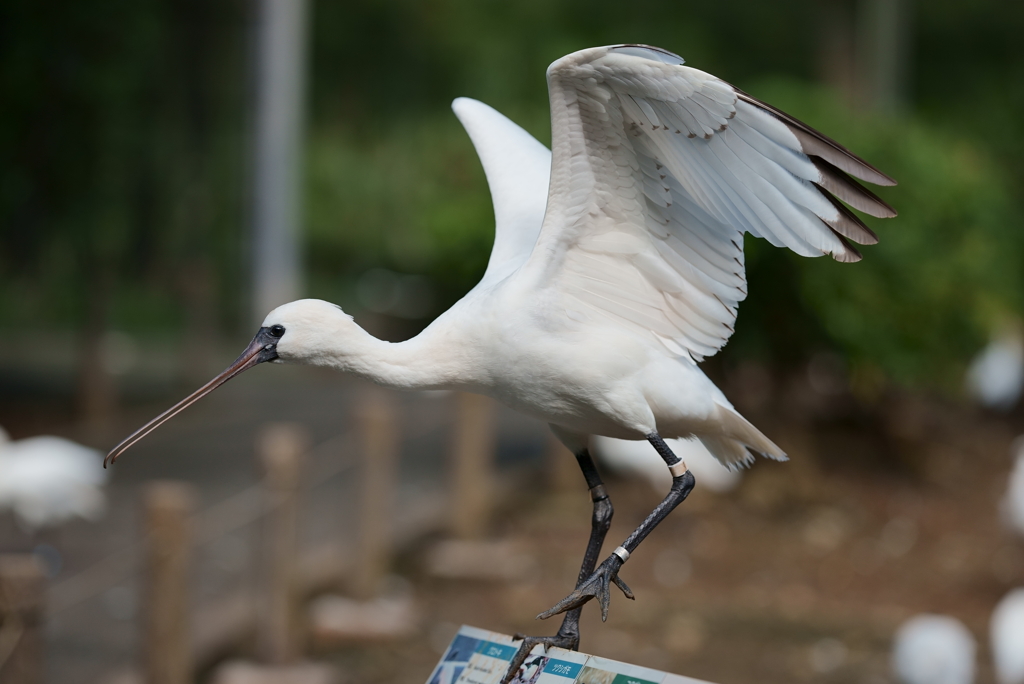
[740, 79, 1023, 389]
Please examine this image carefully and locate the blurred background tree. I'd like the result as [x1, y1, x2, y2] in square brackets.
[0, 0, 249, 419]
[2, 0, 1023, 417]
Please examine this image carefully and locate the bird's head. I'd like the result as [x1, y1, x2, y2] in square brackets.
[104, 299, 354, 467]
[259, 299, 357, 366]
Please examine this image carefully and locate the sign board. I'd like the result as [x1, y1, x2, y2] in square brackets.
[426, 625, 714, 684]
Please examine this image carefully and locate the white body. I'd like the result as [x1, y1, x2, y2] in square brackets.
[992, 589, 1024, 684]
[264, 45, 894, 468]
[892, 614, 976, 684]
[966, 325, 1024, 411]
[270, 282, 775, 464]
[0, 427, 107, 531]
[1002, 441, 1024, 537]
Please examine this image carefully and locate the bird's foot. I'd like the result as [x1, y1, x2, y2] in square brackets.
[537, 555, 633, 622]
[499, 629, 579, 684]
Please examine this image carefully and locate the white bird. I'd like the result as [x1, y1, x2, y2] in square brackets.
[106, 44, 895, 676]
[592, 436, 741, 493]
[992, 589, 1024, 684]
[892, 614, 976, 684]
[966, 322, 1024, 411]
[1001, 439, 1024, 538]
[0, 426, 107, 532]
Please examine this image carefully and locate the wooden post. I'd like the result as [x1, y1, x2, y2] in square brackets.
[352, 390, 398, 599]
[143, 481, 197, 684]
[450, 392, 497, 539]
[546, 432, 579, 495]
[0, 555, 45, 684]
[256, 423, 308, 665]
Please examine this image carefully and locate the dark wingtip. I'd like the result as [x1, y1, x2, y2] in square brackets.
[812, 158, 897, 218]
[734, 90, 897, 187]
[828, 228, 864, 263]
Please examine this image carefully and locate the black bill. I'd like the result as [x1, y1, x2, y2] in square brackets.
[104, 327, 280, 467]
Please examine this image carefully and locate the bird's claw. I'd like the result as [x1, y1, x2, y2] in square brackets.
[499, 632, 579, 684]
[536, 555, 633, 622]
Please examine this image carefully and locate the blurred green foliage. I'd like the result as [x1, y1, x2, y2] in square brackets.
[0, 0, 248, 333]
[2, 0, 1024, 390]
[305, 114, 499, 311]
[734, 79, 1024, 389]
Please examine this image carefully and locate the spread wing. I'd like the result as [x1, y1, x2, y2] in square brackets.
[452, 97, 552, 289]
[522, 45, 896, 360]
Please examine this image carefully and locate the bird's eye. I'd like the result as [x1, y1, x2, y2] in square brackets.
[269, 324, 285, 338]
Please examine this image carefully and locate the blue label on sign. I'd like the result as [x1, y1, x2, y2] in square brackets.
[475, 641, 518, 661]
[611, 675, 660, 684]
[543, 659, 583, 678]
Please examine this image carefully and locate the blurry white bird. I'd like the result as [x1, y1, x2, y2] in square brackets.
[992, 589, 1024, 684]
[966, 322, 1024, 411]
[0, 426, 107, 531]
[1001, 439, 1024, 538]
[892, 614, 976, 684]
[106, 44, 895, 676]
[592, 436, 741, 493]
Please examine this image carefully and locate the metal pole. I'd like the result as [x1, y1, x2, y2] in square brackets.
[251, 0, 309, 321]
[857, 0, 911, 113]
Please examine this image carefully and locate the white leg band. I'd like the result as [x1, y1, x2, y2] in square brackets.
[613, 546, 630, 563]
[668, 461, 689, 478]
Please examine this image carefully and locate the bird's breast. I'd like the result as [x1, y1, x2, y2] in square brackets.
[473, 320, 659, 437]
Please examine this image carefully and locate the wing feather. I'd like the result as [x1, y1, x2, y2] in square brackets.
[735, 91, 896, 187]
[820, 193, 879, 245]
[811, 158, 898, 218]
[452, 98, 552, 289]
[521, 45, 896, 360]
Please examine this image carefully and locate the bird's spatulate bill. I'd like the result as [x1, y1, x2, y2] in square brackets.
[104, 331, 277, 467]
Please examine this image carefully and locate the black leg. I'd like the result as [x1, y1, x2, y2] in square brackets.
[499, 449, 614, 684]
[536, 433, 695, 622]
[571, 449, 615, 587]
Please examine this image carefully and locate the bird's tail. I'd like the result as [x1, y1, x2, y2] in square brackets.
[697, 406, 787, 471]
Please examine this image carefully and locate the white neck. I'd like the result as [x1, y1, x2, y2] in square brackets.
[304, 319, 478, 392]
[269, 298, 487, 392]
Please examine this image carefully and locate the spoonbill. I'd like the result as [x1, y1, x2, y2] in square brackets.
[992, 589, 1024, 684]
[892, 614, 976, 684]
[966, 322, 1024, 412]
[999, 436, 1024, 536]
[1000, 438, 1024, 538]
[105, 44, 896, 675]
[0, 426, 107, 532]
